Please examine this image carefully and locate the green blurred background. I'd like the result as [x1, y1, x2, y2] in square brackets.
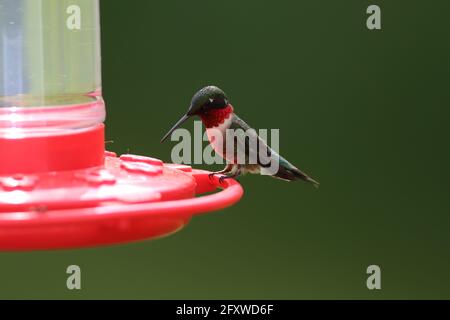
[1, 0, 450, 299]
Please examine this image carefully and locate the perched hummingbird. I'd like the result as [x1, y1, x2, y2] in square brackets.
[161, 86, 319, 186]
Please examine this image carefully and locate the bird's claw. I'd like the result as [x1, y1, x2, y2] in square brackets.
[208, 173, 228, 184]
[209, 172, 228, 182]
[219, 175, 226, 184]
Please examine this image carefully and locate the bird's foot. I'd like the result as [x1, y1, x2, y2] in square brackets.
[208, 166, 232, 180]
[208, 165, 238, 183]
[219, 175, 229, 184]
[218, 171, 241, 184]
[208, 172, 225, 180]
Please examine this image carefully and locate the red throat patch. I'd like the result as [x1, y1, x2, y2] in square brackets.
[200, 104, 234, 128]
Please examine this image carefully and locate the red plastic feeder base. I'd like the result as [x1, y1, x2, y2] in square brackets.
[0, 153, 243, 251]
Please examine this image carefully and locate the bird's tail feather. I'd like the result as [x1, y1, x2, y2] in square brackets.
[272, 158, 319, 187]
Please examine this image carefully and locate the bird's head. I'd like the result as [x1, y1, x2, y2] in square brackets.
[161, 86, 230, 142]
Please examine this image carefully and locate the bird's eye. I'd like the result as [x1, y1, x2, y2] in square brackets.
[205, 96, 227, 109]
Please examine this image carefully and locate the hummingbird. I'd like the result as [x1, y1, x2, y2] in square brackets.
[161, 86, 319, 186]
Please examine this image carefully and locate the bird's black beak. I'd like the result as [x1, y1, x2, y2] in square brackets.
[160, 113, 191, 143]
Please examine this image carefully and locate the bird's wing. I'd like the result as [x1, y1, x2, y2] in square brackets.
[228, 115, 277, 168]
[229, 116, 319, 185]
[229, 115, 251, 131]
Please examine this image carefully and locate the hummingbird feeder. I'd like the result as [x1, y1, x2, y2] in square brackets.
[0, 0, 242, 251]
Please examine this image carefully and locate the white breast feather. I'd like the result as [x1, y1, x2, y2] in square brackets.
[206, 115, 234, 162]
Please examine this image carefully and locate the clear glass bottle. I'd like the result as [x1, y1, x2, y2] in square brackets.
[0, 0, 105, 137]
